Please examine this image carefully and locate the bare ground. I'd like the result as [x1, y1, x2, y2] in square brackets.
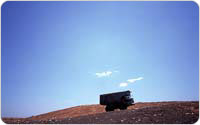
[2, 101, 199, 124]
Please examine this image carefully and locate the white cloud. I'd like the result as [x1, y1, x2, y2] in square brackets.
[119, 77, 144, 87]
[127, 77, 144, 83]
[119, 82, 128, 87]
[95, 71, 112, 78]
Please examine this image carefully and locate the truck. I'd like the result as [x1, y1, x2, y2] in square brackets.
[100, 90, 134, 112]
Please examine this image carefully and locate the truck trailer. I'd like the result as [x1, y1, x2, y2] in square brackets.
[100, 90, 134, 112]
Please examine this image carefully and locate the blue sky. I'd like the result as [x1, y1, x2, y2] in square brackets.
[2, 1, 199, 117]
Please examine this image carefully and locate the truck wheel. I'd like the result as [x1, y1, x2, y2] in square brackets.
[105, 106, 114, 112]
[119, 106, 127, 110]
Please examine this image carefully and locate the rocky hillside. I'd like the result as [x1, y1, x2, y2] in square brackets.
[2, 101, 199, 124]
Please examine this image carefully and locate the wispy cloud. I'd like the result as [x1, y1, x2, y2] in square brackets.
[119, 77, 144, 87]
[95, 71, 112, 78]
[114, 70, 120, 73]
[119, 82, 128, 87]
[127, 77, 144, 83]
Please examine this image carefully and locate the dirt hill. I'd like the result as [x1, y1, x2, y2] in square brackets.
[2, 101, 199, 124]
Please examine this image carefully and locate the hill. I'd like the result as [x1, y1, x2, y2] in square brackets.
[2, 101, 199, 124]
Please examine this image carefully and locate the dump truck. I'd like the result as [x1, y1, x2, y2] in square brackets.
[100, 90, 134, 112]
